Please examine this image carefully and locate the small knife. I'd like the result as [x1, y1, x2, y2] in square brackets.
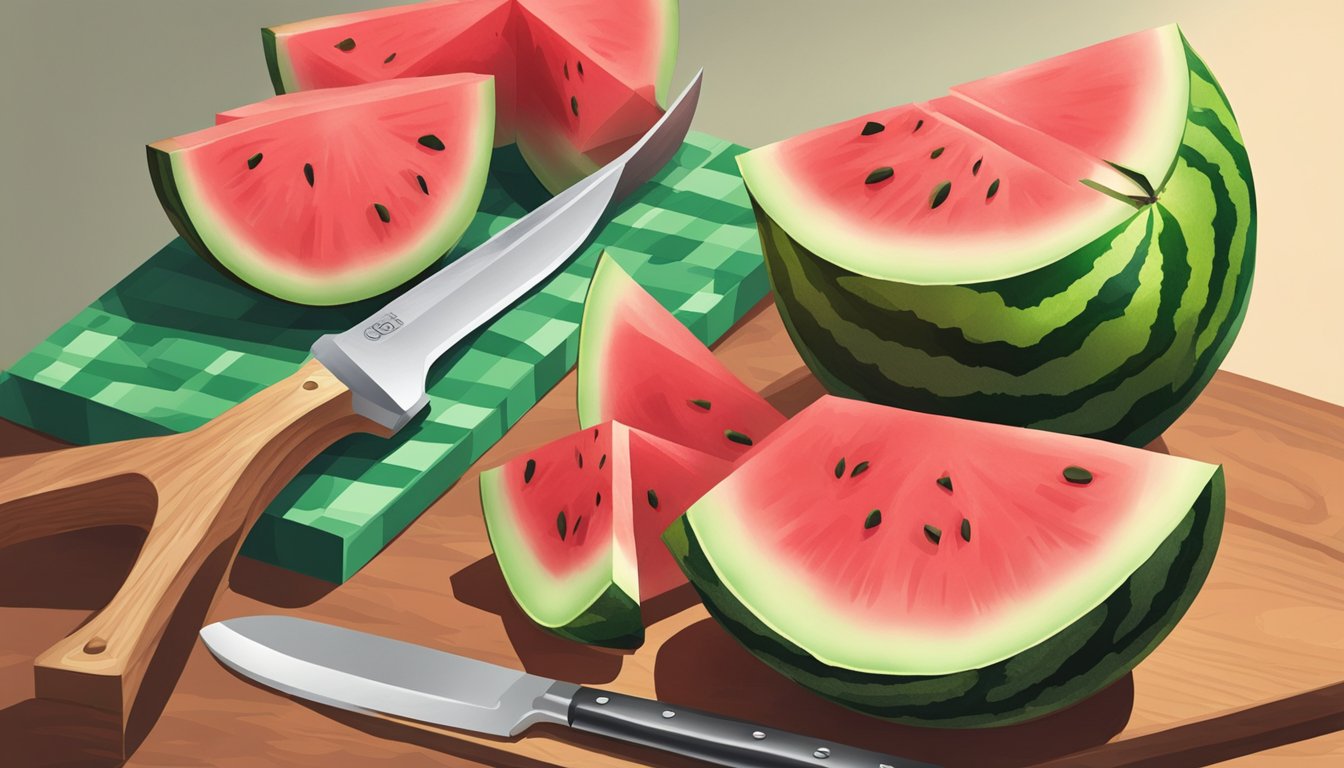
[201, 616, 937, 768]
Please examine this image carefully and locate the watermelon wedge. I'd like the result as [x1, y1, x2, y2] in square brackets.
[480, 421, 729, 648]
[665, 395, 1225, 726]
[739, 25, 1255, 446]
[577, 255, 787, 462]
[261, 0, 678, 193]
[148, 74, 494, 305]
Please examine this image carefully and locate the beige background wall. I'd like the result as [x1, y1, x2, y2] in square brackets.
[1, 0, 1339, 405]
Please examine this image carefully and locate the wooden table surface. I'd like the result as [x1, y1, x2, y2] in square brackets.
[2, 301, 1341, 768]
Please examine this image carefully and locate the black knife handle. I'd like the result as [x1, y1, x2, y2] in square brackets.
[568, 687, 936, 768]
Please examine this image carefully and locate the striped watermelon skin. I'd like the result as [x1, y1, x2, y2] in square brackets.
[664, 468, 1224, 726]
[753, 37, 1254, 446]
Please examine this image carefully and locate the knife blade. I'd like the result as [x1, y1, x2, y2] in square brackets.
[201, 616, 938, 768]
[313, 69, 704, 430]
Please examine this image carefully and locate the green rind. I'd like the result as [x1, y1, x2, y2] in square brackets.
[750, 37, 1253, 446]
[260, 27, 291, 94]
[664, 468, 1225, 726]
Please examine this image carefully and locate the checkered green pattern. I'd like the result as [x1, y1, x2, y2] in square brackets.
[0, 133, 769, 582]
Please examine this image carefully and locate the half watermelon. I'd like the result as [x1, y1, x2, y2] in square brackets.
[739, 25, 1255, 445]
[577, 254, 787, 462]
[148, 74, 494, 305]
[261, 0, 678, 193]
[665, 395, 1225, 726]
[480, 420, 729, 648]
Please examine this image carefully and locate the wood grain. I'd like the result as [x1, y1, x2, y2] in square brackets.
[0, 358, 383, 756]
[0, 303, 1340, 767]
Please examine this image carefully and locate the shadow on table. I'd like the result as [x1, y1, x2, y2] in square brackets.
[451, 554, 631, 685]
[654, 617, 1135, 768]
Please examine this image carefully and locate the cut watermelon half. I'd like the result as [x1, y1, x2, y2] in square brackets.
[261, 0, 678, 192]
[148, 74, 494, 305]
[577, 254, 787, 462]
[480, 420, 730, 648]
[738, 25, 1192, 285]
[666, 395, 1225, 726]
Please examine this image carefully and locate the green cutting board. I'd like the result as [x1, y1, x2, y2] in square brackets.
[0, 132, 769, 583]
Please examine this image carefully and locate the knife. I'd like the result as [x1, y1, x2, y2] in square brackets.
[201, 616, 937, 768]
[0, 70, 702, 745]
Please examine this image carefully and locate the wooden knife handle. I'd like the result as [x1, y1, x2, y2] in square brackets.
[0, 358, 384, 737]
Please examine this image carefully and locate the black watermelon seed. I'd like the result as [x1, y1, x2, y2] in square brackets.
[987, 178, 1001, 200]
[924, 524, 942, 544]
[936, 475, 953, 492]
[577, 60, 584, 77]
[972, 158, 983, 176]
[864, 509, 882, 529]
[913, 119, 924, 133]
[573, 515, 583, 534]
[834, 458, 846, 478]
[860, 121, 885, 136]
[850, 461, 870, 477]
[1063, 465, 1093, 484]
[523, 458, 536, 483]
[334, 38, 356, 52]
[563, 62, 569, 79]
[593, 428, 600, 441]
[865, 166, 894, 185]
[689, 399, 712, 411]
[570, 96, 579, 116]
[303, 163, 314, 187]
[246, 153, 263, 170]
[647, 489, 659, 509]
[598, 454, 607, 469]
[595, 492, 601, 506]
[961, 518, 972, 542]
[930, 181, 952, 209]
[416, 174, 429, 195]
[374, 203, 391, 223]
[725, 430, 753, 446]
[418, 134, 445, 151]
[557, 511, 567, 540]
[930, 147, 945, 159]
[576, 450, 583, 469]
[384, 52, 397, 64]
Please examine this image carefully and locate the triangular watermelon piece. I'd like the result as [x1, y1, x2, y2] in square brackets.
[576, 254, 787, 462]
[480, 420, 730, 648]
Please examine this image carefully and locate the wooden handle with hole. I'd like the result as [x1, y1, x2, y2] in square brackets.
[0, 358, 385, 733]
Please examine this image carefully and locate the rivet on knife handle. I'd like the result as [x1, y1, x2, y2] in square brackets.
[568, 687, 937, 768]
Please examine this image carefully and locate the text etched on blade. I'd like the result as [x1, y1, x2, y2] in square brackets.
[363, 313, 404, 341]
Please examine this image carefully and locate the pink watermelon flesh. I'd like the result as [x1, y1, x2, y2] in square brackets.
[737, 25, 1189, 284]
[263, 0, 677, 191]
[264, 0, 518, 145]
[512, 0, 674, 192]
[675, 395, 1221, 674]
[577, 255, 787, 462]
[479, 420, 730, 647]
[148, 74, 494, 305]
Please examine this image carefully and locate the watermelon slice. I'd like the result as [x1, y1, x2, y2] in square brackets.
[148, 74, 494, 305]
[480, 421, 730, 648]
[577, 255, 787, 462]
[261, 0, 678, 192]
[665, 395, 1225, 726]
[738, 25, 1254, 446]
[512, 0, 677, 192]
